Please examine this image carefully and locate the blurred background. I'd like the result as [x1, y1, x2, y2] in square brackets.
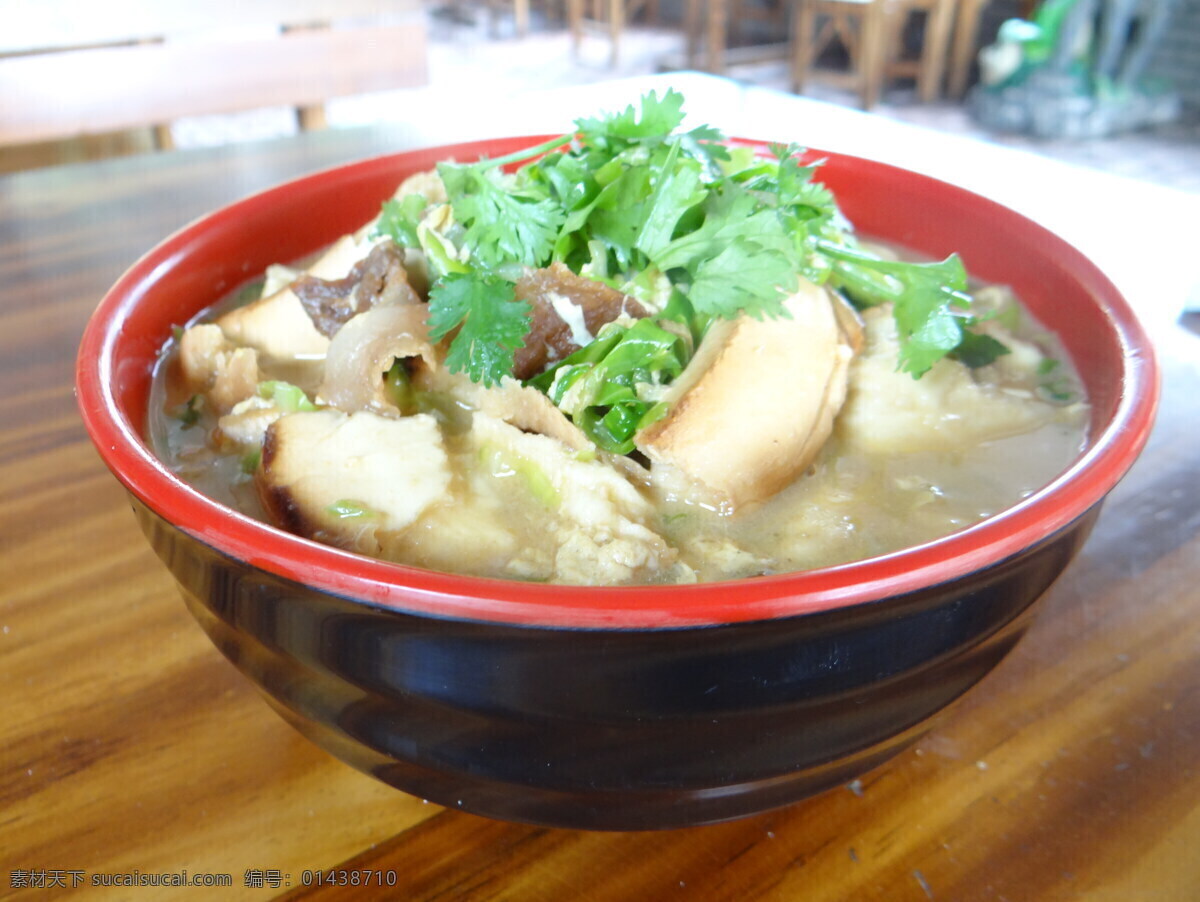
[1, 0, 1197, 191]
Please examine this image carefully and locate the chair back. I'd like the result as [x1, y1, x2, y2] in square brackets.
[0, 0, 427, 147]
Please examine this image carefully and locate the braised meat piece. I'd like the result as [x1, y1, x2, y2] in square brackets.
[512, 263, 648, 379]
[293, 242, 420, 337]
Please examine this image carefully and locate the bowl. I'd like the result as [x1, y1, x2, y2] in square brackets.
[76, 136, 1158, 830]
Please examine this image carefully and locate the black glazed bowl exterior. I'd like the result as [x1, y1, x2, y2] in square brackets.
[137, 499, 1098, 829]
[77, 137, 1158, 829]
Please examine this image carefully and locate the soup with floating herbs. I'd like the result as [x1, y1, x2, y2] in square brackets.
[149, 91, 1088, 585]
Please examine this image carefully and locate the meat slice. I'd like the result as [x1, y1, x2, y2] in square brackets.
[511, 263, 648, 379]
[293, 242, 421, 338]
[257, 410, 450, 555]
[636, 280, 863, 509]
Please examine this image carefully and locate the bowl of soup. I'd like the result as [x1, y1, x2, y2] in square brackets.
[76, 117, 1157, 829]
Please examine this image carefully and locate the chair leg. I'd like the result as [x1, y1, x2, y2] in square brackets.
[859, 1, 888, 109]
[705, 0, 727, 74]
[297, 104, 327, 131]
[918, 0, 955, 102]
[152, 123, 175, 151]
[791, 0, 816, 93]
[568, 0, 584, 56]
[948, 0, 984, 97]
[685, 0, 703, 67]
[608, 0, 623, 67]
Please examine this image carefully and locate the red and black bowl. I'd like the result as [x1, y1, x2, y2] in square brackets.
[76, 137, 1158, 830]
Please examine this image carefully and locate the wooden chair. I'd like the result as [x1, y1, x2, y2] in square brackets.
[0, 0, 427, 154]
[791, 0, 957, 108]
[682, 0, 791, 74]
[568, 0, 658, 67]
[728, 0, 790, 49]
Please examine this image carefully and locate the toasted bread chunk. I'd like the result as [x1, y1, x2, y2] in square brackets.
[637, 280, 861, 508]
[837, 306, 1070, 454]
[217, 286, 329, 361]
[257, 410, 449, 554]
[423, 371, 592, 451]
[467, 413, 675, 585]
[177, 323, 262, 413]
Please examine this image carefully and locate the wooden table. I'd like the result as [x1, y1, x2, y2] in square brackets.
[3, 73, 1199, 899]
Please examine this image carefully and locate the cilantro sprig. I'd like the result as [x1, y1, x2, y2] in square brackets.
[427, 273, 531, 387]
[381, 89, 1006, 395]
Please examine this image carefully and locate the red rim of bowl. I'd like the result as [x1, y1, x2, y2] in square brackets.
[76, 137, 1160, 629]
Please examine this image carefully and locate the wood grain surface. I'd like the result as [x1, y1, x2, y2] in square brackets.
[2, 111, 1199, 901]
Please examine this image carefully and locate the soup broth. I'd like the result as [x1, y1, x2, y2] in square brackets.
[149, 245, 1087, 586]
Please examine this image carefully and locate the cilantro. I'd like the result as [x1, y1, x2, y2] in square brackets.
[373, 194, 427, 247]
[437, 162, 564, 268]
[577, 163, 657, 269]
[377, 90, 1006, 395]
[427, 273, 530, 387]
[953, 331, 1010, 368]
[575, 89, 686, 144]
[634, 143, 707, 260]
[687, 238, 798, 321]
[653, 185, 798, 320]
[820, 241, 984, 378]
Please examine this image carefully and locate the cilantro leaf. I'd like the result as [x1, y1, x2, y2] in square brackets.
[655, 186, 793, 271]
[428, 273, 530, 386]
[953, 330, 1010, 368]
[820, 242, 975, 377]
[634, 146, 707, 260]
[686, 238, 798, 320]
[437, 162, 564, 268]
[651, 185, 799, 320]
[575, 89, 685, 143]
[770, 144, 833, 212]
[580, 162, 656, 268]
